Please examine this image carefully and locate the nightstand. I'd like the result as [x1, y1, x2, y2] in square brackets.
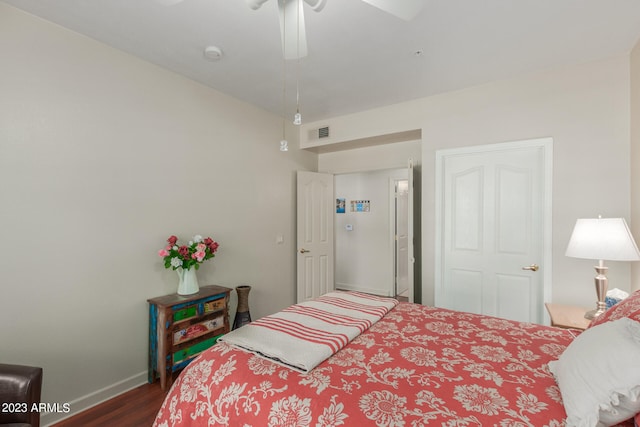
[148, 285, 232, 390]
[545, 303, 592, 331]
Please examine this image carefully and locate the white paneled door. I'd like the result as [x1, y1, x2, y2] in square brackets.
[296, 171, 334, 303]
[435, 139, 552, 324]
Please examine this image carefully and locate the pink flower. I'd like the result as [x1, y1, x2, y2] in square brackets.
[167, 235, 178, 245]
[193, 251, 206, 262]
[158, 249, 169, 257]
[196, 243, 206, 252]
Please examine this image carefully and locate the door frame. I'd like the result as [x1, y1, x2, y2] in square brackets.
[434, 138, 553, 322]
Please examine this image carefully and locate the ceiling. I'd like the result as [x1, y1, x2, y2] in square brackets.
[3, 0, 640, 123]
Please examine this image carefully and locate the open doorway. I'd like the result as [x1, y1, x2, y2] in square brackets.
[310, 136, 423, 303]
[333, 167, 416, 301]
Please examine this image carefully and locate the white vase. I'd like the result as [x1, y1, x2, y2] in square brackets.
[176, 267, 199, 295]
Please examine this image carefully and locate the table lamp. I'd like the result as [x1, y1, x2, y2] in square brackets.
[565, 216, 640, 319]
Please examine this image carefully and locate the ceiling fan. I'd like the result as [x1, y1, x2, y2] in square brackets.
[247, 0, 424, 59]
[158, 0, 424, 60]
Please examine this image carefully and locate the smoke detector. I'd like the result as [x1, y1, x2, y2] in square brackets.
[203, 46, 223, 61]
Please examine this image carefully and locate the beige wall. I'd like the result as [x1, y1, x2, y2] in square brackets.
[631, 39, 640, 292]
[318, 139, 421, 174]
[0, 4, 316, 424]
[303, 55, 633, 308]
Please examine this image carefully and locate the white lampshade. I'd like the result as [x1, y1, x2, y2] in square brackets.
[565, 217, 640, 261]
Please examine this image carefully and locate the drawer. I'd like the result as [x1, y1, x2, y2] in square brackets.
[173, 334, 223, 363]
[173, 306, 197, 322]
[204, 298, 225, 313]
[173, 316, 225, 343]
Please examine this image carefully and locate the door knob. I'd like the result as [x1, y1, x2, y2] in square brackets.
[299, 248, 310, 254]
[522, 264, 539, 272]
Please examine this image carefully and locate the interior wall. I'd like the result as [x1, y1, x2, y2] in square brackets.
[0, 4, 317, 424]
[318, 139, 421, 173]
[304, 54, 632, 310]
[630, 39, 640, 292]
[334, 169, 408, 296]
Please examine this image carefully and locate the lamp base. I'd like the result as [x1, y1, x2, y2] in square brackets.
[583, 264, 609, 320]
[584, 307, 606, 320]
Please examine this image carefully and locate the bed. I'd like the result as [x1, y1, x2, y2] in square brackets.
[153, 290, 640, 427]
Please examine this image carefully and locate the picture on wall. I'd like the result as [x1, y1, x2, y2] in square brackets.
[350, 200, 370, 212]
[336, 198, 346, 213]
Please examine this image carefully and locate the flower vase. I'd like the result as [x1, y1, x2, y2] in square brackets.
[233, 285, 252, 329]
[176, 268, 199, 296]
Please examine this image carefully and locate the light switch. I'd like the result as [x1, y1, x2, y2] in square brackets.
[276, 235, 284, 244]
[345, 224, 353, 231]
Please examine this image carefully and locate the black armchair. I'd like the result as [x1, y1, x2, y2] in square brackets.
[0, 363, 43, 427]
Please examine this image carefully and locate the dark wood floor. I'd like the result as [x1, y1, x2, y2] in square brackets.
[52, 382, 168, 427]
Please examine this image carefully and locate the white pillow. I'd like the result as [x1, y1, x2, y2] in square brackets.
[548, 317, 640, 427]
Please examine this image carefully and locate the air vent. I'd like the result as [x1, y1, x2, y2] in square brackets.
[318, 126, 329, 139]
[307, 126, 330, 142]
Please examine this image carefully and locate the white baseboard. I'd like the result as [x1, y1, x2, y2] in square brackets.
[335, 283, 392, 297]
[42, 371, 148, 426]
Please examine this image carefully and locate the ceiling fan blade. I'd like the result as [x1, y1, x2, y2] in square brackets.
[361, 0, 423, 21]
[302, 0, 327, 12]
[246, 0, 270, 10]
[278, 0, 308, 59]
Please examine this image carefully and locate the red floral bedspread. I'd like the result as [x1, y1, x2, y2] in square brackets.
[154, 303, 580, 427]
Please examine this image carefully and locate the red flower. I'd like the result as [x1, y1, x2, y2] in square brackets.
[178, 245, 190, 258]
[208, 241, 219, 253]
[167, 235, 178, 246]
